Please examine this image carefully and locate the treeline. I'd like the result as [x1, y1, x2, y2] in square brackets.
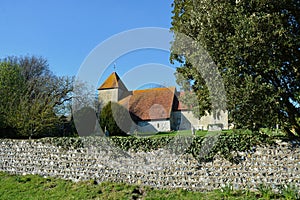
[0, 56, 77, 138]
[0, 55, 130, 138]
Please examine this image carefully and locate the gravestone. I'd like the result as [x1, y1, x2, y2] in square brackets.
[208, 123, 222, 131]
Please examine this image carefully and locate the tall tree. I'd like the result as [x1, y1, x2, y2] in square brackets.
[171, 0, 300, 135]
[0, 56, 73, 138]
[0, 62, 25, 136]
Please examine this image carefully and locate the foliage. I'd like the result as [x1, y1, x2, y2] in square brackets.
[40, 129, 275, 163]
[111, 129, 273, 164]
[56, 115, 78, 137]
[170, 0, 300, 136]
[110, 136, 173, 151]
[99, 101, 131, 136]
[0, 62, 25, 135]
[259, 128, 286, 138]
[9, 92, 60, 138]
[188, 130, 273, 163]
[40, 137, 83, 150]
[0, 56, 73, 138]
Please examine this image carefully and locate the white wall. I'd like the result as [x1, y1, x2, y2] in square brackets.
[172, 110, 228, 131]
[137, 120, 171, 132]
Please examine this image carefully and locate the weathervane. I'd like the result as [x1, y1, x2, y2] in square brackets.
[113, 63, 116, 72]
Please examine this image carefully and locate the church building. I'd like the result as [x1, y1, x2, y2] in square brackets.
[98, 72, 228, 133]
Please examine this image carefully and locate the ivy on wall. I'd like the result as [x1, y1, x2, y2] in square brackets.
[40, 130, 278, 164]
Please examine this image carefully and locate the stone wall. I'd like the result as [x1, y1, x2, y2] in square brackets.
[98, 88, 119, 110]
[0, 138, 299, 192]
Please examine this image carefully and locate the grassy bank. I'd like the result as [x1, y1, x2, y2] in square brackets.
[0, 172, 298, 200]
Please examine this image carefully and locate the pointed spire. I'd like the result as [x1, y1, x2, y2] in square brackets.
[97, 72, 127, 91]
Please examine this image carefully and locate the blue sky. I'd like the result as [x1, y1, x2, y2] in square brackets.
[0, 0, 177, 89]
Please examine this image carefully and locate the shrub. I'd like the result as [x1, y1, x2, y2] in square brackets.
[99, 102, 131, 136]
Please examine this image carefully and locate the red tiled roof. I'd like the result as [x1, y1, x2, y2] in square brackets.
[119, 87, 176, 121]
[97, 72, 127, 90]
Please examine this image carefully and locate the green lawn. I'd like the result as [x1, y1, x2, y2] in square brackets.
[0, 172, 296, 200]
[136, 129, 232, 138]
[136, 128, 286, 138]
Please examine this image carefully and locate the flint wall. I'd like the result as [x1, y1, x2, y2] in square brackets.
[0, 138, 299, 192]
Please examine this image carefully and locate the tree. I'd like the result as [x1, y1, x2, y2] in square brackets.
[0, 56, 73, 138]
[4, 56, 73, 112]
[72, 80, 99, 114]
[73, 106, 97, 136]
[171, 0, 300, 135]
[0, 62, 25, 137]
[99, 101, 131, 136]
[57, 115, 78, 137]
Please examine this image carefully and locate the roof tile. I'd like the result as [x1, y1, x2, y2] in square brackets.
[119, 87, 176, 120]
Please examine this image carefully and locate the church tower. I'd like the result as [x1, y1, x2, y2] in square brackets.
[97, 72, 129, 110]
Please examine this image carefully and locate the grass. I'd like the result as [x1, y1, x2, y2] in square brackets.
[136, 129, 233, 138]
[0, 172, 296, 200]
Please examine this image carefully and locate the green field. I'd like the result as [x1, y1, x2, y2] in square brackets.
[0, 172, 298, 200]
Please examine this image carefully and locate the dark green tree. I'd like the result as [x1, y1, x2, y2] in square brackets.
[99, 101, 131, 136]
[171, 0, 300, 135]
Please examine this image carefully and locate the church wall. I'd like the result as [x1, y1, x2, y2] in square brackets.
[198, 110, 228, 130]
[98, 88, 119, 110]
[171, 111, 194, 130]
[118, 88, 130, 101]
[137, 120, 171, 132]
[171, 110, 228, 131]
[98, 88, 130, 110]
[181, 111, 200, 129]
[171, 111, 184, 130]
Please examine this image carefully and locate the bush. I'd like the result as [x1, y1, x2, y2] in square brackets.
[99, 102, 131, 136]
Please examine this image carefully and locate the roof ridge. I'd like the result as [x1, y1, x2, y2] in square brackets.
[133, 86, 176, 93]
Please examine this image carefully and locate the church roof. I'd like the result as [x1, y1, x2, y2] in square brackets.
[97, 72, 127, 90]
[119, 87, 176, 121]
